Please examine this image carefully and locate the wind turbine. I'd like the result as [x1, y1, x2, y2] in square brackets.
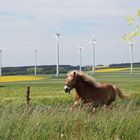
[127, 40, 134, 74]
[79, 47, 82, 71]
[34, 49, 37, 75]
[89, 36, 96, 74]
[54, 33, 60, 77]
[0, 50, 2, 76]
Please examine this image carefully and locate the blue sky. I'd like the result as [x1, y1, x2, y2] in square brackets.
[0, 0, 140, 67]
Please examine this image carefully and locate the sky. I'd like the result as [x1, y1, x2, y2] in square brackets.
[0, 0, 140, 67]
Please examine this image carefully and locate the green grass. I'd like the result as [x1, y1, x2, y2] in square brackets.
[0, 72, 140, 140]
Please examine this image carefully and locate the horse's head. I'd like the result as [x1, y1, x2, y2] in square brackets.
[64, 71, 78, 94]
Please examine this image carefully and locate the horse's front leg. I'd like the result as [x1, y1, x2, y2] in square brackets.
[70, 98, 82, 112]
[73, 100, 81, 106]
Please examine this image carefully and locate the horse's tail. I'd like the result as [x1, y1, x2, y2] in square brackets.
[114, 86, 128, 99]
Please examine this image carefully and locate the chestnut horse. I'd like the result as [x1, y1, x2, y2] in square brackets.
[64, 71, 127, 107]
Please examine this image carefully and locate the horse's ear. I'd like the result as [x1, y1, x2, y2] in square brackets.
[73, 71, 77, 77]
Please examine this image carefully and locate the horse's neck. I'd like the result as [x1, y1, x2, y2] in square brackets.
[75, 79, 89, 97]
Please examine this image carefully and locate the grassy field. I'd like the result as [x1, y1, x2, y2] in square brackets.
[0, 70, 140, 140]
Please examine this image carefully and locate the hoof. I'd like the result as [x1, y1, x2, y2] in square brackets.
[69, 107, 73, 112]
[92, 107, 96, 113]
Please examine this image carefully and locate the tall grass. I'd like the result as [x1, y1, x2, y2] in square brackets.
[0, 102, 140, 140]
[0, 73, 140, 140]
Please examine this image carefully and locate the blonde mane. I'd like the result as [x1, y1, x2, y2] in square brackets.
[68, 71, 101, 87]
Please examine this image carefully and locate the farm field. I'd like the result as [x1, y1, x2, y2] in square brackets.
[0, 70, 140, 140]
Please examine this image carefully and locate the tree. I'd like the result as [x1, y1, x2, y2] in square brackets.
[122, 10, 140, 42]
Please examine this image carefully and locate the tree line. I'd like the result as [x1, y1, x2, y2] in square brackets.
[2, 65, 92, 75]
[1, 62, 140, 75]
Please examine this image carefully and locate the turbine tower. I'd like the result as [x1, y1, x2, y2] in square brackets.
[35, 49, 37, 75]
[89, 37, 96, 74]
[54, 33, 60, 77]
[127, 41, 134, 74]
[79, 47, 82, 71]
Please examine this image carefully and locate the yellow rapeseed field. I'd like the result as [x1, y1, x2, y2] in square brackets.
[96, 68, 129, 72]
[0, 76, 44, 83]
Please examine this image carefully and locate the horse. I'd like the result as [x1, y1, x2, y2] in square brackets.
[64, 70, 127, 108]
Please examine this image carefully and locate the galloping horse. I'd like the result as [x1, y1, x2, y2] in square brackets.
[64, 71, 127, 107]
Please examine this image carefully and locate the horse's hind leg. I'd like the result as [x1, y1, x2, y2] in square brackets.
[106, 86, 117, 106]
[91, 100, 102, 114]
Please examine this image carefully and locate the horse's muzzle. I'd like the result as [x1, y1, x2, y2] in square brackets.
[64, 85, 71, 93]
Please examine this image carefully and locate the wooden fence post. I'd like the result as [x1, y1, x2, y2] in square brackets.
[25, 86, 31, 112]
